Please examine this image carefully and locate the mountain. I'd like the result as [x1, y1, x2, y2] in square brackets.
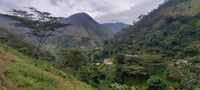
[0, 14, 37, 43]
[103, 0, 200, 57]
[92, 0, 200, 89]
[102, 22, 129, 32]
[0, 12, 114, 49]
[47, 12, 114, 49]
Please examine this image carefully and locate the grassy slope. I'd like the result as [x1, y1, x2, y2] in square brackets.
[159, 0, 200, 16]
[0, 44, 93, 90]
[47, 25, 100, 50]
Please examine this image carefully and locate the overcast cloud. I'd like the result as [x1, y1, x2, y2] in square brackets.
[0, 0, 165, 24]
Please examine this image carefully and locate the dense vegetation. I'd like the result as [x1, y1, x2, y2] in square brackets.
[1, 0, 200, 89]
[0, 27, 93, 89]
[80, 0, 200, 89]
[104, 0, 200, 58]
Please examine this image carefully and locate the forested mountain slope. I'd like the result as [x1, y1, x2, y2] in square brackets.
[104, 0, 200, 58]
[88, 0, 200, 89]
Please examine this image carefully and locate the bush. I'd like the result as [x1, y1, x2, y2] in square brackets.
[114, 54, 125, 64]
[190, 56, 200, 63]
[109, 83, 136, 90]
[147, 77, 169, 90]
[166, 68, 182, 82]
[164, 50, 175, 57]
[61, 48, 88, 70]
[183, 46, 199, 56]
[122, 65, 149, 85]
[17, 77, 33, 88]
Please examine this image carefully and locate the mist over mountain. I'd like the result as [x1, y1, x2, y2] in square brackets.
[102, 22, 129, 32]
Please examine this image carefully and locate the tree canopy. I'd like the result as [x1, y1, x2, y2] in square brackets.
[12, 7, 70, 52]
[61, 48, 88, 70]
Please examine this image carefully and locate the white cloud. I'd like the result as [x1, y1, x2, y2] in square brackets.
[0, 0, 165, 24]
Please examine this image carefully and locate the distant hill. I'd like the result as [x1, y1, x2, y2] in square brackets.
[102, 22, 129, 32]
[47, 12, 114, 49]
[0, 12, 114, 49]
[0, 14, 37, 43]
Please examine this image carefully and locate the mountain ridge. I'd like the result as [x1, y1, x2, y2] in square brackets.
[48, 12, 114, 49]
[103, 0, 200, 55]
[102, 22, 129, 32]
[0, 12, 114, 49]
[61, 12, 99, 25]
[92, 0, 200, 89]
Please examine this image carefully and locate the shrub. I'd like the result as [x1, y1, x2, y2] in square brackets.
[166, 68, 182, 82]
[109, 82, 136, 90]
[114, 54, 125, 64]
[17, 77, 33, 88]
[183, 46, 199, 56]
[190, 56, 200, 63]
[61, 48, 88, 70]
[147, 77, 169, 90]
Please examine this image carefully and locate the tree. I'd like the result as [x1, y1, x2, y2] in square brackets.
[114, 54, 125, 64]
[190, 56, 200, 63]
[124, 65, 147, 76]
[147, 77, 169, 90]
[180, 63, 200, 90]
[122, 65, 148, 84]
[12, 7, 70, 54]
[183, 46, 199, 56]
[61, 48, 88, 70]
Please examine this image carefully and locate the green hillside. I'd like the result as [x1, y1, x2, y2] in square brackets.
[0, 45, 93, 90]
[158, 0, 200, 16]
[48, 25, 103, 49]
[104, 0, 200, 57]
[48, 13, 114, 50]
[0, 27, 93, 90]
[1, 0, 200, 89]
[88, 0, 200, 89]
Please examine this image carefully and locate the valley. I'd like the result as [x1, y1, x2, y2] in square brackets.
[0, 0, 200, 90]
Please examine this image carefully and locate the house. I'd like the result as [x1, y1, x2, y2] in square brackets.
[124, 54, 134, 57]
[95, 47, 101, 50]
[104, 58, 113, 65]
[96, 63, 101, 66]
[177, 60, 188, 64]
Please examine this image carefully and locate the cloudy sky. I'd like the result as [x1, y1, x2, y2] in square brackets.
[0, 0, 165, 24]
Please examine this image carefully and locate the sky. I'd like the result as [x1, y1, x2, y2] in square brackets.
[0, 0, 165, 24]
